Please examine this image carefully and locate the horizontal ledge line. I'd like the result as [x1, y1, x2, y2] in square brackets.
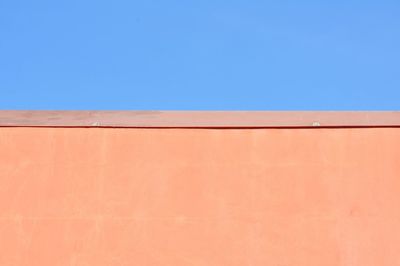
[1, 111, 400, 127]
[1, 126, 400, 129]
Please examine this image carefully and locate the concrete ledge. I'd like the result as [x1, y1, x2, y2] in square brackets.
[0, 111, 399, 128]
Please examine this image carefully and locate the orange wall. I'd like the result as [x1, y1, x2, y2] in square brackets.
[1, 127, 399, 265]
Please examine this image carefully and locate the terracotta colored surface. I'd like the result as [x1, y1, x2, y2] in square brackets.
[0, 127, 400, 265]
[1, 111, 400, 127]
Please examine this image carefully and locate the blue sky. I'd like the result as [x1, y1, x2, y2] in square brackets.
[1, 0, 399, 110]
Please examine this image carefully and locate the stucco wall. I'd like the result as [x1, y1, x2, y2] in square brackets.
[0, 127, 399, 265]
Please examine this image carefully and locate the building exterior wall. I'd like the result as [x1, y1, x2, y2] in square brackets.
[0, 127, 399, 265]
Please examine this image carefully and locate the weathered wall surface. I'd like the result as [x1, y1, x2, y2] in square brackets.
[0, 128, 399, 265]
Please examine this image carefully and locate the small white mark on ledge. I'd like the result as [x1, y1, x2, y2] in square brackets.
[312, 121, 321, 127]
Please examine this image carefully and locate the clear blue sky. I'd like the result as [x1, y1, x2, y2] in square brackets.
[1, 1, 399, 110]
